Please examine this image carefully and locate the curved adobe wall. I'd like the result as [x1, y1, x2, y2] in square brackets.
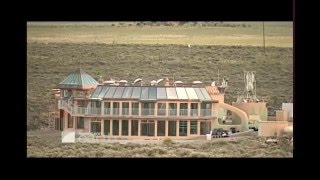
[231, 102, 268, 121]
[214, 103, 249, 131]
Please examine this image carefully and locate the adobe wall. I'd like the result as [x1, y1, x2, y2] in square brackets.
[232, 102, 268, 121]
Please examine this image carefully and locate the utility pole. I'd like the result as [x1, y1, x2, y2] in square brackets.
[263, 21, 266, 53]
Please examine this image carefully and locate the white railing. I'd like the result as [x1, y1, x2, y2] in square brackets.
[86, 108, 101, 115]
[113, 108, 119, 115]
[75, 107, 86, 115]
[180, 109, 188, 116]
[59, 100, 213, 118]
[190, 109, 198, 116]
[157, 109, 166, 116]
[169, 109, 177, 116]
[131, 108, 139, 115]
[200, 109, 212, 116]
[122, 108, 129, 115]
[104, 108, 111, 115]
[142, 108, 154, 116]
[61, 100, 73, 114]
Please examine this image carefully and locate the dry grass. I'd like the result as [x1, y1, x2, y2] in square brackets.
[27, 42, 292, 130]
[27, 22, 292, 47]
[27, 130, 293, 158]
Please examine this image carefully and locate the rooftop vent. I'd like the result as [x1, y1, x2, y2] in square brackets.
[133, 78, 142, 85]
[193, 81, 203, 84]
[103, 80, 115, 85]
[174, 81, 183, 86]
[119, 80, 128, 86]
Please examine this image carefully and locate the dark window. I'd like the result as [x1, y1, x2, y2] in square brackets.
[131, 120, 138, 136]
[104, 120, 110, 135]
[113, 120, 119, 135]
[190, 121, 197, 134]
[132, 102, 139, 115]
[179, 121, 187, 136]
[122, 120, 128, 135]
[91, 122, 101, 134]
[168, 121, 176, 136]
[200, 121, 211, 135]
[157, 121, 165, 136]
[77, 117, 84, 129]
[68, 114, 73, 128]
[122, 102, 129, 115]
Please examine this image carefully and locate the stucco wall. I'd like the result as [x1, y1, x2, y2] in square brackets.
[258, 121, 289, 136]
[232, 102, 268, 121]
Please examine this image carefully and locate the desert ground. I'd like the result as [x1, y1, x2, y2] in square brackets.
[27, 22, 293, 157]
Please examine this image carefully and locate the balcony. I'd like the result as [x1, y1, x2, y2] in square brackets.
[190, 109, 198, 116]
[113, 108, 119, 115]
[179, 109, 188, 116]
[200, 109, 211, 116]
[157, 109, 166, 116]
[104, 108, 111, 115]
[59, 100, 213, 118]
[122, 108, 129, 115]
[75, 107, 86, 115]
[142, 108, 154, 116]
[86, 108, 101, 115]
[131, 108, 139, 115]
[169, 109, 177, 116]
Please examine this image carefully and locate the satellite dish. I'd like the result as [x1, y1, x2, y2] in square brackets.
[133, 78, 142, 85]
[211, 81, 216, 86]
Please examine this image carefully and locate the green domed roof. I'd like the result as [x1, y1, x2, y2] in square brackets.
[58, 68, 99, 89]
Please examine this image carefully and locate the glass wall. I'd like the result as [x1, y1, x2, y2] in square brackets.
[104, 120, 110, 135]
[141, 120, 155, 136]
[200, 121, 211, 135]
[201, 103, 212, 116]
[113, 102, 119, 115]
[113, 120, 119, 135]
[121, 120, 128, 136]
[157, 121, 165, 136]
[180, 103, 188, 116]
[104, 102, 111, 115]
[131, 120, 138, 136]
[190, 121, 198, 135]
[77, 117, 84, 129]
[168, 121, 176, 136]
[191, 103, 198, 116]
[122, 102, 129, 115]
[131, 102, 139, 115]
[179, 121, 187, 136]
[142, 102, 154, 115]
[157, 103, 166, 116]
[68, 114, 73, 128]
[91, 122, 101, 134]
[169, 103, 177, 116]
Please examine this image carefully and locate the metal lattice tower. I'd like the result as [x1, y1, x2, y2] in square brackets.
[243, 71, 257, 101]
